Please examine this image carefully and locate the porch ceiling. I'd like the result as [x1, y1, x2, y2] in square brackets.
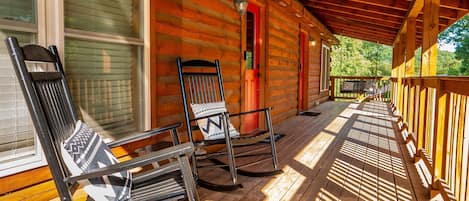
[300, 0, 469, 45]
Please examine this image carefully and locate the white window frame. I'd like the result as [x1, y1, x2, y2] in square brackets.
[0, 0, 47, 177]
[62, 0, 150, 137]
[320, 43, 331, 92]
[0, 0, 150, 176]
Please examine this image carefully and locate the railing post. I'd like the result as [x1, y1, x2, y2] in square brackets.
[330, 77, 335, 101]
[403, 82, 409, 124]
[431, 80, 449, 194]
[408, 84, 415, 133]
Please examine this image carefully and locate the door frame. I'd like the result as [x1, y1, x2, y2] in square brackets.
[240, 1, 266, 131]
[298, 29, 310, 112]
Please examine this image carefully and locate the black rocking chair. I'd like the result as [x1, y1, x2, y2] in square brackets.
[177, 57, 282, 191]
[5, 37, 199, 201]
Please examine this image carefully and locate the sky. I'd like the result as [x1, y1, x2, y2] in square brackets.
[439, 42, 456, 52]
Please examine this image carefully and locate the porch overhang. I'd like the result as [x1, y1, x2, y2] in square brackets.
[300, 0, 469, 46]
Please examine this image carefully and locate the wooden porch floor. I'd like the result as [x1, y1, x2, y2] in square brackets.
[197, 100, 427, 201]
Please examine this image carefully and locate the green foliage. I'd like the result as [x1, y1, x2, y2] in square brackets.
[439, 14, 469, 75]
[331, 35, 392, 76]
[414, 47, 422, 75]
[332, 13, 468, 77]
[437, 50, 462, 75]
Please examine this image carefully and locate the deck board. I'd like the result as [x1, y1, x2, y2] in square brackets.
[197, 101, 427, 201]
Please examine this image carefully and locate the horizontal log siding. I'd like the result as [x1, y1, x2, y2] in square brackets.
[152, 0, 241, 130]
[267, 4, 300, 124]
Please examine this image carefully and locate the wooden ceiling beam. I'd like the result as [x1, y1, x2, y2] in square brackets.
[393, 0, 424, 45]
[321, 18, 399, 34]
[436, 7, 462, 20]
[302, 8, 339, 44]
[328, 24, 397, 39]
[306, 6, 403, 26]
[344, 0, 410, 11]
[333, 31, 394, 45]
[305, 2, 405, 23]
[416, 13, 451, 26]
[332, 24, 424, 40]
[330, 31, 396, 44]
[440, 0, 469, 11]
[319, 12, 402, 29]
[305, 0, 407, 18]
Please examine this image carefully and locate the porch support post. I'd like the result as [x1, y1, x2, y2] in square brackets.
[421, 0, 443, 195]
[397, 33, 406, 117]
[421, 0, 439, 76]
[392, 45, 399, 106]
[405, 18, 416, 132]
[405, 18, 416, 77]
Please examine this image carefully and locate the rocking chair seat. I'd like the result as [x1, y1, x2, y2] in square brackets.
[196, 129, 269, 146]
[131, 171, 186, 201]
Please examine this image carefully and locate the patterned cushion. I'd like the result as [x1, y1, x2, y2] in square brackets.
[61, 120, 131, 201]
[191, 101, 240, 140]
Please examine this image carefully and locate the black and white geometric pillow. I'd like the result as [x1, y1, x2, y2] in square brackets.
[191, 101, 240, 140]
[61, 120, 132, 201]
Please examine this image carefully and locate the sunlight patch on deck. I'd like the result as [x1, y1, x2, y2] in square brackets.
[340, 140, 407, 179]
[316, 188, 340, 201]
[324, 117, 348, 134]
[261, 165, 305, 201]
[321, 158, 413, 201]
[294, 131, 336, 170]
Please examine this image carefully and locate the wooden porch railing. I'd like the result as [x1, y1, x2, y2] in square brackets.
[391, 76, 469, 200]
[330, 76, 391, 101]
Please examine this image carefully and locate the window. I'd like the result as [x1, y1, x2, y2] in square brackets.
[64, 0, 144, 140]
[0, 0, 147, 176]
[0, 0, 47, 176]
[320, 44, 331, 91]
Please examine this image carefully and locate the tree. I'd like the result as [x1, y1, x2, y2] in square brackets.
[331, 35, 392, 76]
[439, 14, 469, 75]
[437, 50, 462, 75]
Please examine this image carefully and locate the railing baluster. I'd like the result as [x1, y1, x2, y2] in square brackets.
[391, 76, 469, 198]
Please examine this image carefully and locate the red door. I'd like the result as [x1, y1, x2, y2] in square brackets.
[244, 4, 260, 132]
[298, 32, 307, 112]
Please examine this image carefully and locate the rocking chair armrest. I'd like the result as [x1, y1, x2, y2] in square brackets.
[107, 122, 182, 148]
[230, 107, 272, 117]
[64, 142, 194, 184]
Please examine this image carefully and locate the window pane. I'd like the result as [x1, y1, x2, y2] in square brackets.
[65, 38, 141, 140]
[0, 0, 35, 23]
[64, 0, 140, 38]
[0, 30, 36, 164]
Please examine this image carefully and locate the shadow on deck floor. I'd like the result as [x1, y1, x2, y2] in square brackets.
[197, 101, 428, 201]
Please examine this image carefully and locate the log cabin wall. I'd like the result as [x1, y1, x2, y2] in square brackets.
[152, 0, 242, 129]
[266, 3, 300, 124]
[265, 2, 331, 124]
[0, 0, 333, 199]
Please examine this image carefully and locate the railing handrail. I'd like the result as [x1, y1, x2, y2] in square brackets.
[395, 76, 469, 96]
[330, 75, 390, 80]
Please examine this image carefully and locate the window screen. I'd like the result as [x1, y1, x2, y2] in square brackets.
[64, 0, 143, 140]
